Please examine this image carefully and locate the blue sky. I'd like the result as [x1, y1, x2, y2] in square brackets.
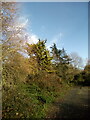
[20, 2, 88, 64]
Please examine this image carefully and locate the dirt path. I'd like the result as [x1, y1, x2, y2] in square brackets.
[47, 86, 90, 119]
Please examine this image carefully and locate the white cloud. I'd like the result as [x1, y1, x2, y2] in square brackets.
[47, 32, 63, 50]
[26, 34, 38, 44]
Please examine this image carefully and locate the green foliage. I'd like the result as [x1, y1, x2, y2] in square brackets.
[2, 72, 63, 118]
[26, 39, 53, 73]
[82, 64, 90, 85]
[3, 84, 33, 118]
[51, 43, 72, 64]
[51, 43, 73, 84]
[72, 64, 90, 86]
[73, 72, 84, 85]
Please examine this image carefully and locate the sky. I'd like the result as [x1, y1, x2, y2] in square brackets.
[19, 2, 88, 65]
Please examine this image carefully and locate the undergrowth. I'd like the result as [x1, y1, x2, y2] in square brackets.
[2, 72, 70, 119]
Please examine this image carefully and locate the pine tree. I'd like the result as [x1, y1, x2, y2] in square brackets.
[51, 43, 71, 64]
[51, 43, 72, 82]
[26, 39, 53, 73]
